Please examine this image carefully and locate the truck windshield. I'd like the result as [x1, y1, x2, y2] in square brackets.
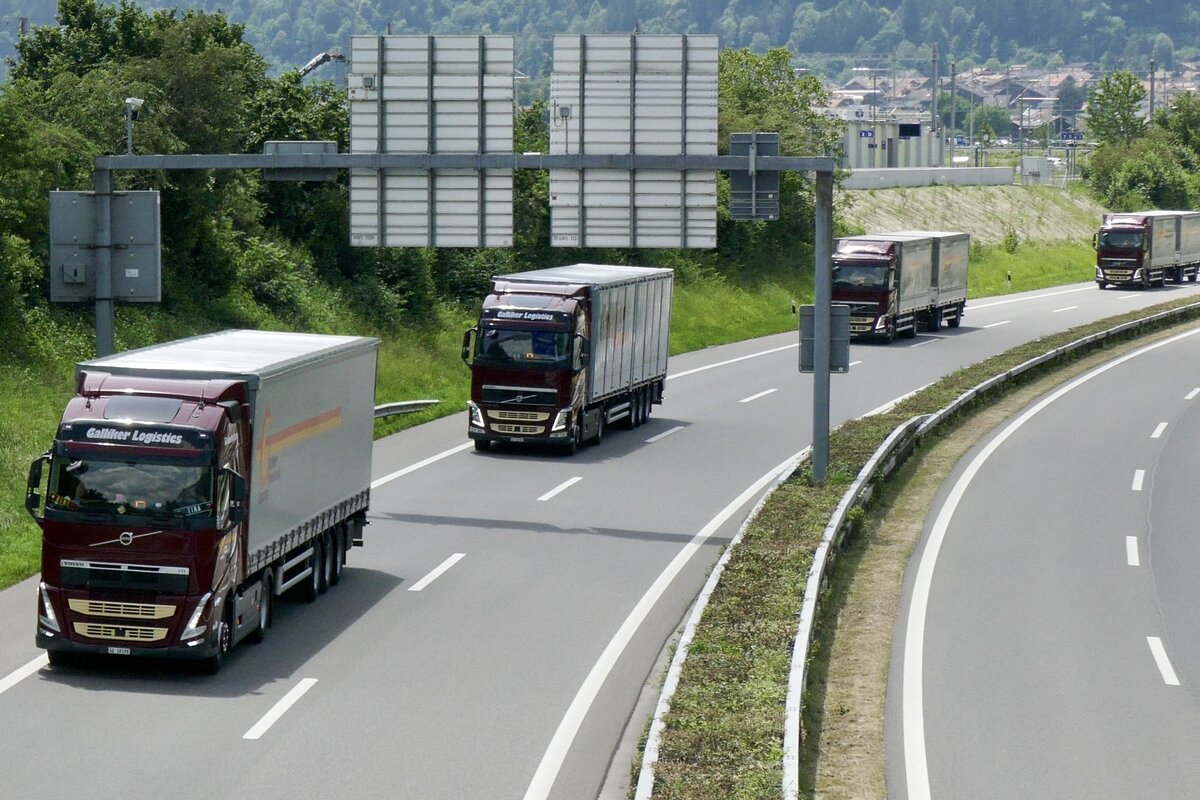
[46, 456, 213, 520]
[476, 326, 571, 367]
[1099, 231, 1143, 248]
[833, 264, 889, 289]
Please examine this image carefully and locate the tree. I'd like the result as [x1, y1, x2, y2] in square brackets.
[1086, 70, 1146, 144]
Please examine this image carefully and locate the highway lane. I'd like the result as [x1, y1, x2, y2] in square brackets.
[891, 324, 1200, 799]
[3, 279, 1200, 800]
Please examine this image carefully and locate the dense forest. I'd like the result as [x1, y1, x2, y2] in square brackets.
[3, 0, 1199, 79]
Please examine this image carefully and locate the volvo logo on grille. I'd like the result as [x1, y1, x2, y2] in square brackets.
[119, 532, 134, 546]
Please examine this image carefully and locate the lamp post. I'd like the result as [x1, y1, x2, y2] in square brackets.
[124, 97, 144, 156]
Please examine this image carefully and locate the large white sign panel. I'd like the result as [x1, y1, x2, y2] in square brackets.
[348, 35, 514, 247]
[549, 34, 718, 249]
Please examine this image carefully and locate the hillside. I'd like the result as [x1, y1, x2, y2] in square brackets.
[836, 184, 1108, 245]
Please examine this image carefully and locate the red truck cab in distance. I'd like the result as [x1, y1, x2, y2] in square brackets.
[1094, 210, 1200, 289]
[462, 264, 673, 454]
[27, 330, 378, 672]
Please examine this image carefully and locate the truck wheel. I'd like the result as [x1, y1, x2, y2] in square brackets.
[928, 308, 942, 332]
[623, 393, 638, 429]
[318, 533, 333, 595]
[46, 650, 77, 668]
[948, 306, 962, 328]
[329, 527, 344, 587]
[294, 542, 321, 603]
[1142, 273, 1151, 290]
[592, 413, 604, 446]
[249, 573, 272, 644]
[202, 600, 233, 674]
[1190, 272, 1198, 283]
[1097, 280, 1108, 290]
[474, 439, 490, 452]
[565, 419, 581, 456]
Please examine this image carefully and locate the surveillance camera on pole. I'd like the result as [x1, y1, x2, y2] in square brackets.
[124, 97, 144, 155]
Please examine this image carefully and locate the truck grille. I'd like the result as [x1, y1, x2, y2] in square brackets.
[850, 316, 876, 333]
[489, 410, 550, 422]
[1103, 269, 1134, 280]
[482, 385, 558, 407]
[492, 423, 544, 435]
[73, 623, 168, 642]
[68, 600, 176, 619]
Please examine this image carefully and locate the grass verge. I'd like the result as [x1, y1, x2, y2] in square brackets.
[644, 294, 1200, 799]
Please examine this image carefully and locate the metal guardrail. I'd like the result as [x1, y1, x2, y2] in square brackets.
[374, 400, 440, 419]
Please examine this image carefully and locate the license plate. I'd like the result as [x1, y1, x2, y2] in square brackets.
[107, 647, 131, 656]
[509, 437, 525, 442]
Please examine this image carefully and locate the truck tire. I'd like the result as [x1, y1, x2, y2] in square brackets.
[928, 308, 942, 332]
[202, 598, 233, 674]
[474, 439, 490, 452]
[248, 573, 272, 644]
[948, 305, 963, 328]
[329, 527, 344, 587]
[1190, 271, 1198, 283]
[592, 412, 604, 446]
[294, 542, 321, 603]
[46, 650, 77, 668]
[318, 532, 333, 595]
[565, 418, 582, 456]
[1097, 280, 1108, 290]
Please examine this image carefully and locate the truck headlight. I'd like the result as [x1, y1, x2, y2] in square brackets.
[468, 401, 484, 428]
[182, 592, 212, 640]
[38, 582, 60, 633]
[551, 409, 571, 432]
[874, 317, 887, 331]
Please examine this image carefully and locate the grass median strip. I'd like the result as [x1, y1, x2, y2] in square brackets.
[641, 296, 1200, 799]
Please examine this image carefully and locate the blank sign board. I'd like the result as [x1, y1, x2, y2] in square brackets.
[348, 35, 514, 247]
[549, 34, 718, 249]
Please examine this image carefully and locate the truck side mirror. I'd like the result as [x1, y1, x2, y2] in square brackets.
[225, 469, 247, 524]
[461, 328, 476, 364]
[26, 453, 49, 520]
[575, 336, 590, 370]
[1092, 233, 1098, 249]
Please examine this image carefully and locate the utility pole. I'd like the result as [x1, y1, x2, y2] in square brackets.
[1150, 58, 1156, 121]
[931, 44, 939, 166]
[950, 59, 957, 164]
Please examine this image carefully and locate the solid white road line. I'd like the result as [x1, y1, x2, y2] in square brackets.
[739, 389, 778, 404]
[983, 320, 1012, 329]
[902, 326, 1200, 800]
[408, 553, 466, 592]
[1126, 537, 1140, 567]
[1151, 422, 1168, 439]
[521, 454, 798, 800]
[538, 477, 582, 502]
[645, 426, 684, 444]
[667, 343, 797, 380]
[1132, 470, 1146, 491]
[243, 678, 319, 740]
[1187, 388, 1200, 400]
[372, 442, 474, 489]
[1052, 305, 1078, 313]
[0, 655, 47, 697]
[1147, 637, 1181, 686]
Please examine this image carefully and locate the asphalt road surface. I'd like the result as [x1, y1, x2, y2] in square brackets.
[3, 280, 1200, 800]
[891, 322, 1200, 800]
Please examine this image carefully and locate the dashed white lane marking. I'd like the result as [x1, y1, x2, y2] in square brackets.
[849, 360, 864, 367]
[1052, 305, 1078, 313]
[0, 655, 47, 697]
[983, 320, 1012, 329]
[1132, 470, 1146, 491]
[739, 389, 778, 404]
[408, 553, 466, 592]
[538, 477, 582, 502]
[1127, 536, 1140, 567]
[645, 426, 684, 443]
[243, 678, 319, 740]
[1151, 422, 1168, 439]
[668, 343, 796, 380]
[1147, 637, 1181, 686]
[1118, 294, 1140, 300]
[372, 442, 473, 489]
[1187, 388, 1200, 400]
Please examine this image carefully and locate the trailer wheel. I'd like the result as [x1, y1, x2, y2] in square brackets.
[294, 542, 321, 603]
[948, 306, 963, 328]
[928, 308, 942, 332]
[249, 573, 272, 644]
[1190, 272, 1198, 283]
[592, 412, 604, 446]
[329, 527, 344, 587]
[318, 532, 334, 595]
